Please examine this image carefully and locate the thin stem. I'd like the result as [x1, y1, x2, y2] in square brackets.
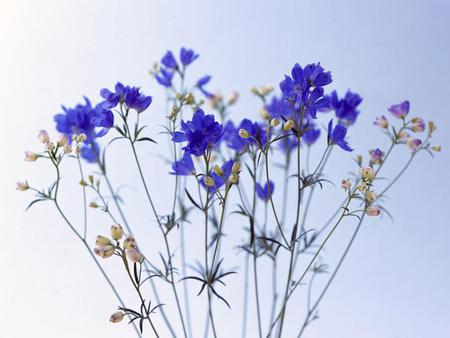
[76, 156, 88, 240]
[241, 254, 250, 338]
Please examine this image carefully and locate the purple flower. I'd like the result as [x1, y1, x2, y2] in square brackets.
[388, 100, 410, 119]
[369, 148, 384, 164]
[196, 75, 213, 98]
[302, 123, 321, 146]
[180, 47, 199, 66]
[407, 138, 422, 152]
[170, 152, 195, 176]
[156, 68, 175, 88]
[326, 90, 362, 125]
[303, 63, 332, 87]
[100, 83, 152, 113]
[161, 51, 178, 69]
[256, 181, 275, 201]
[172, 109, 223, 156]
[327, 119, 352, 152]
[265, 95, 295, 119]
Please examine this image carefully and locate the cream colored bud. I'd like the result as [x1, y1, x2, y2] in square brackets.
[365, 191, 377, 203]
[431, 145, 441, 152]
[283, 120, 294, 131]
[231, 161, 241, 174]
[63, 144, 72, 154]
[94, 245, 115, 258]
[204, 176, 215, 187]
[95, 235, 112, 246]
[16, 181, 29, 191]
[428, 121, 437, 134]
[79, 179, 87, 186]
[110, 311, 125, 323]
[88, 175, 94, 185]
[250, 86, 259, 95]
[212, 165, 223, 176]
[260, 108, 269, 120]
[75, 146, 81, 155]
[184, 93, 195, 105]
[358, 182, 367, 192]
[57, 134, 69, 147]
[361, 167, 375, 181]
[77, 133, 87, 143]
[123, 236, 136, 250]
[45, 142, 55, 151]
[261, 85, 274, 96]
[239, 129, 250, 139]
[227, 91, 239, 105]
[127, 248, 144, 263]
[37, 130, 49, 143]
[397, 130, 409, 140]
[366, 205, 381, 216]
[111, 224, 124, 241]
[270, 119, 280, 127]
[89, 202, 98, 208]
[25, 151, 38, 162]
[341, 179, 351, 191]
[228, 173, 239, 184]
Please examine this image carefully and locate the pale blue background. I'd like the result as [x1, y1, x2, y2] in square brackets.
[1, 0, 449, 337]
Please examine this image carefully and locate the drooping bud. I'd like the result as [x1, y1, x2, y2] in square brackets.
[406, 138, 422, 153]
[365, 191, 378, 203]
[270, 119, 280, 127]
[283, 120, 294, 131]
[431, 145, 441, 152]
[212, 165, 223, 176]
[88, 175, 94, 185]
[341, 179, 351, 191]
[229, 173, 239, 184]
[111, 224, 124, 241]
[374, 116, 388, 129]
[89, 202, 98, 208]
[94, 245, 115, 258]
[37, 130, 50, 143]
[231, 161, 241, 174]
[411, 118, 425, 132]
[110, 311, 125, 323]
[95, 235, 112, 246]
[123, 235, 136, 250]
[239, 129, 250, 139]
[360, 167, 375, 181]
[57, 134, 69, 147]
[45, 142, 55, 151]
[24, 151, 38, 162]
[63, 144, 72, 154]
[366, 205, 381, 216]
[260, 108, 269, 120]
[127, 248, 144, 263]
[16, 181, 29, 191]
[428, 121, 437, 134]
[358, 182, 367, 192]
[227, 91, 239, 105]
[204, 176, 215, 187]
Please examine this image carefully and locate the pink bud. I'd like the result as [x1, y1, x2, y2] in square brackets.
[110, 311, 124, 323]
[24, 151, 38, 162]
[374, 116, 388, 129]
[366, 205, 381, 216]
[407, 138, 422, 153]
[126, 248, 144, 263]
[37, 130, 49, 143]
[16, 181, 29, 191]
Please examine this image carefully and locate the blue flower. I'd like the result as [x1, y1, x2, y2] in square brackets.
[180, 47, 199, 66]
[201, 160, 234, 192]
[54, 97, 112, 162]
[80, 142, 100, 163]
[196, 75, 213, 98]
[256, 181, 274, 201]
[266, 95, 295, 119]
[327, 119, 352, 152]
[156, 68, 175, 88]
[100, 83, 152, 113]
[302, 122, 321, 146]
[326, 90, 362, 125]
[172, 109, 223, 156]
[161, 51, 178, 69]
[388, 100, 410, 119]
[224, 119, 268, 152]
[303, 63, 332, 87]
[170, 152, 195, 176]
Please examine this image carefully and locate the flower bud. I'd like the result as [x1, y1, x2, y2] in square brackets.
[111, 224, 124, 241]
[77, 133, 87, 143]
[75, 146, 81, 155]
[184, 93, 195, 105]
[25, 151, 38, 162]
[406, 138, 422, 153]
[270, 119, 280, 127]
[411, 118, 425, 132]
[374, 116, 388, 129]
[366, 205, 381, 216]
[95, 235, 112, 246]
[239, 129, 250, 139]
[45, 142, 55, 151]
[127, 248, 144, 263]
[261, 85, 274, 96]
[212, 164, 223, 176]
[341, 179, 351, 191]
[57, 134, 69, 147]
[250, 86, 259, 96]
[365, 191, 377, 203]
[360, 167, 375, 181]
[123, 235, 136, 250]
[231, 161, 241, 174]
[89, 202, 98, 208]
[428, 121, 437, 134]
[369, 148, 384, 164]
[397, 130, 410, 140]
[358, 182, 367, 192]
[260, 108, 269, 120]
[37, 130, 49, 143]
[88, 175, 94, 185]
[94, 245, 115, 258]
[431, 145, 441, 152]
[204, 176, 215, 187]
[283, 120, 294, 131]
[63, 144, 72, 154]
[110, 311, 125, 323]
[227, 91, 239, 105]
[229, 173, 239, 184]
[16, 181, 29, 191]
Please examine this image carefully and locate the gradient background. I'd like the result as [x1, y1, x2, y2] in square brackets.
[1, 1, 449, 337]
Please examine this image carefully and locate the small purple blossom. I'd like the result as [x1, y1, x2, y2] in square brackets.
[327, 119, 352, 152]
[196, 75, 213, 98]
[407, 138, 422, 152]
[302, 124, 321, 146]
[256, 181, 275, 201]
[388, 100, 410, 119]
[156, 68, 175, 88]
[170, 152, 195, 176]
[265, 95, 295, 119]
[374, 115, 388, 129]
[180, 47, 199, 66]
[326, 90, 362, 125]
[369, 148, 384, 164]
[161, 51, 178, 69]
[100, 83, 152, 113]
[172, 109, 223, 156]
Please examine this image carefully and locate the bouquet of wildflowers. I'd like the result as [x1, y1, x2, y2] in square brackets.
[18, 47, 440, 338]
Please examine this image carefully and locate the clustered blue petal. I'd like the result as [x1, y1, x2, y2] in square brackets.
[201, 160, 234, 192]
[327, 119, 352, 152]
[180, 47, 199, 66]
[100, 82, 152, 113]
[54, 97, 113, 162]
[161, 51, 178, 69]
[266, 95, 295, 120]
[172, 109, 223, 156]
[325, 90, 362, 125]
[223, 119, 268, 152]
[279, 63, 331, 119]
[256, 181, 275, 201]
[171, 152, 195, 176]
